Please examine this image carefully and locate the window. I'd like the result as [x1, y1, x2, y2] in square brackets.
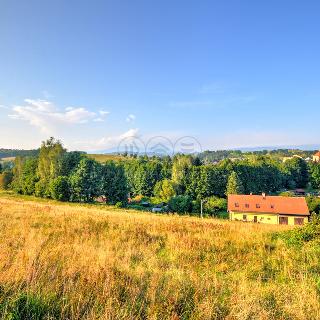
[235, 203, 239, 207]
[243, 215, 247, 221]
[294, 218, 304, 225]
[279, 217, 288, 225]
[254, 216, 258, 223]
[245, 203, 250, 208]
[256, 204, 260, 208]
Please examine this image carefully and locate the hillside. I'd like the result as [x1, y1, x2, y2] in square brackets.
[0, 193, 319, 319]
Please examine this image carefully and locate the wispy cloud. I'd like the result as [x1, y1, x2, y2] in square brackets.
[8, 99, 109, 133]
[198, 82, 225, 94]
[73, 128, 140, 151]
[126, 114, 136, 122]
[0, 105, 9, 110]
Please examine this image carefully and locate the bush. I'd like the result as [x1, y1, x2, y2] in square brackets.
[306, 196, 320, 214]
[50, 176, 70, 201]
[279, 191, 295, 197]
[168, 195, 192, 214]
[275, 214, 320, 246]
[115, 201, 125, 208]
[0, 170, 13, 190]
[203, 196, 227, 216]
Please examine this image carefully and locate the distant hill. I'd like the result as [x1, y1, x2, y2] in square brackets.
[0, 148, 39, 159]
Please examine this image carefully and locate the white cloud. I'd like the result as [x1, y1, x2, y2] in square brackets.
[73, 128, 140, 151]
[99, 110, 110, 116]
[126, 114, 136, 122]
[0, 105, 9, 110]
[8, 99, 108, 133]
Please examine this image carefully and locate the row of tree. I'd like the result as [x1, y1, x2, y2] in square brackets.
[1, 138, 320, 215]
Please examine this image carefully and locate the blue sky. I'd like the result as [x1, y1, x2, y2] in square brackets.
[1, 0, 320, 151]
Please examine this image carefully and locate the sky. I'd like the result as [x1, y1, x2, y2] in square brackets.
[1, 0, 320, 152]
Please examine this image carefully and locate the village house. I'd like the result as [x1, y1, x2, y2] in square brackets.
[313, 151, 320, 162]
[228, 193, 310, 225]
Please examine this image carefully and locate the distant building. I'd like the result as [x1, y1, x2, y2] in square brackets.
[313, 151, 320, 163]
[228, 193, 310, 225]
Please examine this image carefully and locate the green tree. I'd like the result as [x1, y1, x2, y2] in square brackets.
[203, 196, 227, 216]
[50, 176, 70, 201]
[168, 195, 192, 214]
[172, 155, 193, 194]
[283, 157, 309, 188]
[226, 171, 244, 195]
[36, 137, 66, 197]
[100, 161, 128, 204]
[154, 179, 176, 202]
[70, 158, 101, 202]
[0, 169, 13, 190]
[310, 163, 320, 189]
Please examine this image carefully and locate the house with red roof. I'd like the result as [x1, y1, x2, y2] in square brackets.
[313, 151, 320, 162]
[228, 193, 310, 225]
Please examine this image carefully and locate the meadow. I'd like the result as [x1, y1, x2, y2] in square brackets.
[0, 193, 320, 319]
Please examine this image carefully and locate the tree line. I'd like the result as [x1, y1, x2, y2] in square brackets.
[1, 137, 320, 215]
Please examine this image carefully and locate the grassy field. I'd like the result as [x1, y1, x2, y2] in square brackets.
[0, 193, 319, 319]
[87, 154, 128, 163]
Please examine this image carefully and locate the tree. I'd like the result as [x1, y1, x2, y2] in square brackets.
[0, 169, 13, 190]
[226, 171, 244, 195]
[172, 155, 193, 194]
[36, 137, 66, 197]
[283, 157, 309, 188]
[50, 176, 70, 201]
[310, 163, 320, 189]
[154, 179, 176, 202]
[168, 195, 192, 214]
[70, 158, 101, 202]
[203, 196, 227, 216]
[100, 161, 128, 204]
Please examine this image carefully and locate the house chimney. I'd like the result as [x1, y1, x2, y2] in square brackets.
[262, 193, 266, 199]
[250, 192, 253, 195]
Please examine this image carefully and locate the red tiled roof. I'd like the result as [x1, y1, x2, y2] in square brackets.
[314, 151, 320, 157]
[228, 194, 310, 216]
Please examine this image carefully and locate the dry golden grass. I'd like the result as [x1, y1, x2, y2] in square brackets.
[0, 194, 319, 319]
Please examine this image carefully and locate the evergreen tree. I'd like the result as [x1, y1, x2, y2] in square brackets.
[226, 171, 244, 195]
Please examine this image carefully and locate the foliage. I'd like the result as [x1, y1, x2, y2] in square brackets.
[275, 214, 320, 246]
[306, 196, 320, 214]
[279, 191, 295, 197]
[309, 163, 320, 189]
[168, 195, 192, 214]
[153, 179, 176, 202]
[0, 169, 13, 190]
[282, 157, 309, 188]
[69, 158, 101, 202]
[50, 176, 70, 201]
[203, 196, 227, 216]
[172, 155, 193, 194]
[37, 137, 66, 197]
[100, 161, 128, 204]
[226, 171, 244, 195]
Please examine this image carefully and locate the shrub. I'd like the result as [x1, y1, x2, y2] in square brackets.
[168, 195, 192, 214]
[279, 191, 295, 197]
[115, 201, 125, 208]
[203, 196, 227, 216]
[0, 170, 13, 190]
[306, 196, 320, 214]
[275, 214, 320, 246]
[50, 176, 70, 201]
